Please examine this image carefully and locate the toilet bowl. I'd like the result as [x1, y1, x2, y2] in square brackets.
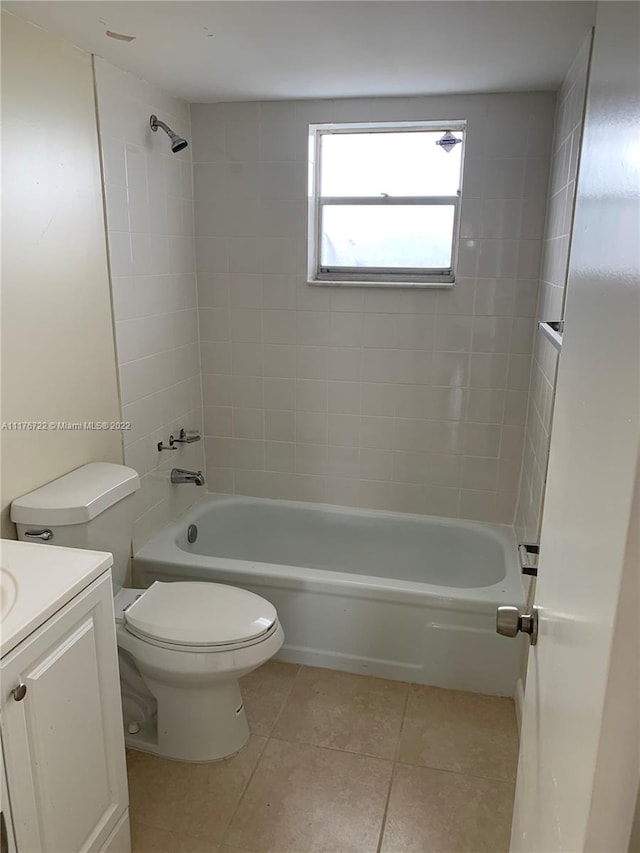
[114, 581, 284, 762]
[11, 462, 284, 763]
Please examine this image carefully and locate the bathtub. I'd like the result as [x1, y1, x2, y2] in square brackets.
[133, 495, 525, 696]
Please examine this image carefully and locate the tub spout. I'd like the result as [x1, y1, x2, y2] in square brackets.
[171, 468, 205, 486]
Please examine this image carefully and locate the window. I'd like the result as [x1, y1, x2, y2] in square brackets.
[308, 121, 466, 286]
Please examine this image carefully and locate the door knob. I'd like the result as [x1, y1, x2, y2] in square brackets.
[11, 682, 27, 701]
[496, 605, 539, 645]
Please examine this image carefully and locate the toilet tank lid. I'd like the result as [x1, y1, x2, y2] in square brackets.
[11, 463, 140, 526]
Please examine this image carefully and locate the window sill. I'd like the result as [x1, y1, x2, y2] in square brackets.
[307, 278, 455, 289]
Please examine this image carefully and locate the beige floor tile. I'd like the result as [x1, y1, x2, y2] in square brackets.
[240, 661, 301, 736]
[219, 847, 261, 853]
[223, 738, 393, 852]
[271, 665, 408, 759]
[126, 737, 266, 844]
[380, 763, 514, 853]
[397, 685, 519, 781]
[131, 820, 219, 852]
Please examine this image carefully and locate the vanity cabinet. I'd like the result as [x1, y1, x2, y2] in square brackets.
[1, 571, 130, 853]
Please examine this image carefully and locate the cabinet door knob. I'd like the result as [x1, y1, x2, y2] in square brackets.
[11, 682, 27, 701]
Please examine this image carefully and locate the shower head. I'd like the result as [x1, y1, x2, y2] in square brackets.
[149, 114, 189, 153]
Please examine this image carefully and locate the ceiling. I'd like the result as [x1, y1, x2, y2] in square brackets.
[3, 1, 595, 103]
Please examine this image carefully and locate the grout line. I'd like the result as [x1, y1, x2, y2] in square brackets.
[394, 758, 516, 787]
[220, 663, 302, 847]
[375, 684, 410, 853]
[394, 683, 412, 763]
[218, 729, 269, 848]
[375, 761, 400, 853]
[262, 734, 397, 764]
[266, 662, 303, 737]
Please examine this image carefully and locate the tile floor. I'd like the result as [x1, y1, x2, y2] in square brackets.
[127, 663, 518, 853]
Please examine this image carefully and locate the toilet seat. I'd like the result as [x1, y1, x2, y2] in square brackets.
[123, 581, 277, 650]
[120, 619, 281, 654]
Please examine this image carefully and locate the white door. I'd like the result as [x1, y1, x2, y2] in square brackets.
[511, 3, 640, 851]
[1, 575, 129, 853]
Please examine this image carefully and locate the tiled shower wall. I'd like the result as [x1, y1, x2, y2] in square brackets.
[94, 59, 204, 550]
[192, 92, 555, 523]
[515, 36, 592, 541]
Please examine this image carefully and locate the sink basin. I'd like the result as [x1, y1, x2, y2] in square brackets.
[0, 568, 18, 621]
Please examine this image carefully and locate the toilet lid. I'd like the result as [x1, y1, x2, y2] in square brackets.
[124, 581, 277, 647]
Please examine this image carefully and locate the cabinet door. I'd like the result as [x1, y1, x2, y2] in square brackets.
[1, 574, 128, 853]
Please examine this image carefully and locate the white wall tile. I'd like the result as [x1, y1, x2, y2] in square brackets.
[264, 344, 296, 377]
[263, 309, 297, 345]
[514, 34, 591, 540]
[95, 58, 203, 551]
[233, 438, 265, 470]
[296, 346, 328, 380]
[462, 457, 500, 491]
[233, 407, 264, 439]
[295, 379, 328, 412]
[193, 91, 555, 523]
[199, 307, 230, 342]
[264, 377, 295, 410]
[232, 341, 263, 376]
[294, 410, 326, 444]
[265, 439, 295, 472]
[330, 413, 362, 447]
[230, 308, 262, 342]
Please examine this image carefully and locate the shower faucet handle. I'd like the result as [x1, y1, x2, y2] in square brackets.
[171, 428, 201, 444]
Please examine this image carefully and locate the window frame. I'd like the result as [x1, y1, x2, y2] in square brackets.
[307, 120, 466, 288]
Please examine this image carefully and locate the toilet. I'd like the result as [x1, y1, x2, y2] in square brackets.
[11, 462, 284, 762]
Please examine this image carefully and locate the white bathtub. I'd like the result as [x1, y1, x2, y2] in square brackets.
[133, 495, 525, 696]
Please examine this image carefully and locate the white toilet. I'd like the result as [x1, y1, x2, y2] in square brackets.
[11, 462, 284, 762]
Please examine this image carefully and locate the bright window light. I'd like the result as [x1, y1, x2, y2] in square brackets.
[308, 122, 466, 287]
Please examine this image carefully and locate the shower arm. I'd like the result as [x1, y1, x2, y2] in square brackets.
[150, 115, 171, 135]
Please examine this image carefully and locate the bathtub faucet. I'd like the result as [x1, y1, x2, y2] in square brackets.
[171, 468, 205, 486]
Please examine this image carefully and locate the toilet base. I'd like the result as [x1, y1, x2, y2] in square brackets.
[124, 675, 250, 762]
[124, 727, 249, 764]
[116, 620, 284, 763]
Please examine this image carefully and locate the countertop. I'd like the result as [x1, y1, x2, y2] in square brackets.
[0, 539, 113, 658]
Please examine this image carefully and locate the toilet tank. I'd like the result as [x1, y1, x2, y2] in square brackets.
[11, 463, 140, 589]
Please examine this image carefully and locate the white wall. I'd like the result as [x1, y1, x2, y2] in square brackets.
[0, 12, 123, 538]
[94, 59, 204, 550]
[192, 92, 555, 523]
[515, 35, 592, 542]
